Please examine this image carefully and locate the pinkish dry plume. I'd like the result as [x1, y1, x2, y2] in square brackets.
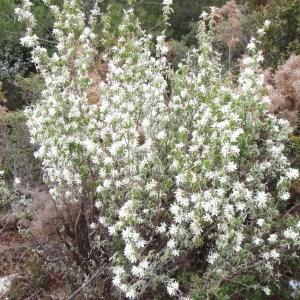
[265, 55, 300, 124]
[215, 1, 244, 49]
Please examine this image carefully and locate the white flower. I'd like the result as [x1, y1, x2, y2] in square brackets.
[167, 280, 179, 296]
[112, 275, 121, 287]
[176, 173, 185, 185]
[103, 156, 113, 165]
[89, 222, 96, 230]
[280, 192, 290, 201]
[284, 228, 299, 240]
[286, 168, 299, 180]
[247, 38, 256, 51]
[201, 11, 208, 19]
[243, 56, 254, 65]
[257, 28, 265, 36]
[103, 179, 111, 189]
[140, 259, 149, 270]
[270, 249, 280, 259]
[0, 274, 16, 297]
[14, 177, 21, 185]
[132, 265, 144, 278]
[20, 34, 38, 47]
[262, 286, 271, 296]
[180, 89, 188, 98]
[113, 266, 125, 278]
[208, 252, 219, 264]
[221, 143, 230, 157]
[163, 0, 172, 5]
[264, 20, 271, 29]
[267, 233, 277, 244]
[119, 200, 134, 219]
[157, 223, 167, 234]
[126, 287, 136, 299]
[124, 244, 138, 263]
[253, 237, 263, 246]
[167, 239, 176, 249]
[169, 224, 178, 236]
[289, 279, 300, 291]
[263, 252, 270, 260]
[156, 35, 165, 44]
[160, 45, 169, 55]
[157, 130, 166, 140]
[226, 161, 237, 173]
[257, 218, 265, 227]
[255, 191, 268, 208]
[108, 225, 117, 236]
[95, 201, 102, 209]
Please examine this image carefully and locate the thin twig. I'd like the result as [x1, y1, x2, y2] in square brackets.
[283, 203, 300, 219]
[24, 289, 42, 300]
[67, 269, 101, 300]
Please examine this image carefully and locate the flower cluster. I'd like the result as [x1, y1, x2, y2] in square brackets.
[17, 1, 299, 299]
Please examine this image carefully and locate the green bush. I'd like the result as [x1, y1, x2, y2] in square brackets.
[0, 173, 15, 211]
[252, 0, 300, 70]
[0, 0, 61, 110]
[0, 111, 41, 185]
[13, 73, 44, 106]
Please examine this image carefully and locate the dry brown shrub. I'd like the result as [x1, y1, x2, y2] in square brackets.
[74, 43, 107, 105]
[87, 60, 108, 105]
[215, 1, 244, 50]
[265, 55, 300, 124]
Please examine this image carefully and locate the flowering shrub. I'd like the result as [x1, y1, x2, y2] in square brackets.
[17, 0, 300, 298]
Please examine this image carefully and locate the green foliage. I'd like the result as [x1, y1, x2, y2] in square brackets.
[288, 135, 300, 170]
[0, 0, 58, 78]
[170, 0, 226, 40]
[252, 0, 300, 69]
[100, 0, 227, 41]
[0, 111, 41, 184]
[0, 0, 26, 79]
[2, 74, 44, 110]
[13, 73, 44, 107]
[188, 271, 296, 300]
[0, 0, 60, 109]
[8, 251, 51, 300]
[0, 174, 15, 211]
